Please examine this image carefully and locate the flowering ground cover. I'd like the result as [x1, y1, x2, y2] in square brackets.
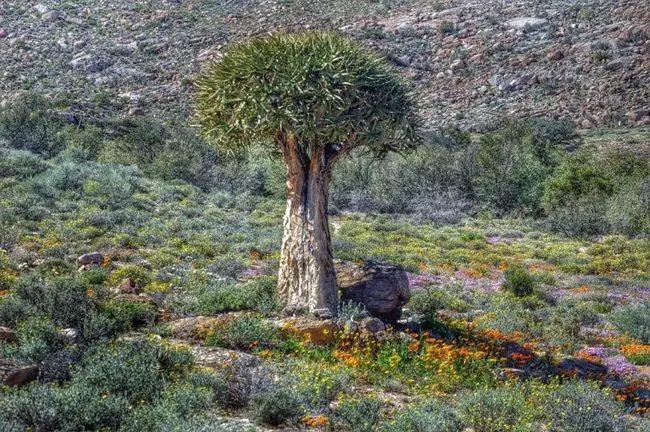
[1, 150, 650, 430]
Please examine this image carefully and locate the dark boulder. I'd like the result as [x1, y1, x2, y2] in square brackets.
[336, 260, 410, 323]
[0, 357, 38, 387]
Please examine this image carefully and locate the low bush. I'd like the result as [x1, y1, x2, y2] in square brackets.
[107, 264, 153, 288]
[378, 401, 463, 432]
[76, 340, 193, 404]
[335, 395, 383, 432]
[0, 381, 130, 431]
[534, 380, 628, 431]
[198, 276, 278, 315]
[204, 314, 281, 350]
[502, 265, 537, 297]
[250, 387, 302, 426]
[100, 299, 157, 333]
[611, 303, 650, 343]
[456, 386, 527, 432]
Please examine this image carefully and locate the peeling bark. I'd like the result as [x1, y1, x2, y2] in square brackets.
[277, 135, 338, 316]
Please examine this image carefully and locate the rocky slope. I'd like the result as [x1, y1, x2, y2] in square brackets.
[1, 0, 649, 131]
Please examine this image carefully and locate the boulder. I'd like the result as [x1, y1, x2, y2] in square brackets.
[170, 316, 223, 341]
[0, 357, 38, 387]
[558, 357, 608, 379]
[628, 108, 650, 123]
[279, 318, 339, 345]
[0, 326, 17, 343]
[77, 252, 103, 267]
[189, 346, 260, 370]
[120, 277, 138, 294]
[336, 260, 410, 323]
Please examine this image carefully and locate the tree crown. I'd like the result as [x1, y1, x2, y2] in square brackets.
[195, 30, 421, 159]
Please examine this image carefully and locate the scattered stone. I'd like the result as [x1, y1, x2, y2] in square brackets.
[0, 327, 17, 343]
[77, 252, 103, 267]
[189, 345, 260, 369]
[65, 17, 84, 25]
[70, 53, 113, 73]
[34, 4, 50, 14]
[450, 59, 466, 72]
[0, 29, 7, 38]
[170, 316, 222, 341]
[467, 53, 484, 64]
[337, 260, 410, 323]
[128, 106, 144, 116]
[605, 58, 629, 71]
[361, 317, 386, 333]
[0, 357, 38, 387]
[120, 277, 138, 294]
[506, 17, 548, 30]
[547, 49, 564, 61]
[60, 328, 80, 342]
[628, 108, 650, 123]
[489, 74, 506, 90]
[42, 11, 59, 23]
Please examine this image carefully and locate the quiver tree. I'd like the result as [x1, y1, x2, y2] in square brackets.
[196, 31, 421, 316]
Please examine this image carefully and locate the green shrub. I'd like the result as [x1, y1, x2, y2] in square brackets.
[198, 276, 278, 315]
[250, 387, 302, 426]
[457, 386, 527, 432]
[59, 124, 106, 160]
[543, 152, 613, 235]
[611, 303, 650, 343]
[13, 316, 64, 364]
[528, 118, 581, 165]
[205, 314, 280, 350]
[606, 176, 650, 235]
[7, 274, 94, 328]
[76, 340, 192, 403]
[336, 396, 383, 432]
[476, 120, 548, 214]
[100, 299, 157, 333]
[0, 93, 64, 157]
[79, 267, 109, 285]
[0, 381, 130, 431]
[378, 401, 463, 432]
[0, 149, 49, 180]
[98, 118, 216, 189]
[107, 264, 153, 288]
[476, 294, 536, 335]
[502, 265, 536, 297]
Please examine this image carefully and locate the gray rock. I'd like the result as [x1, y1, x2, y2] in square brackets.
[337, 260, 410, 323]
[77, 252, 103, 266]
[450, 59, 466, 72]
[60, 328, 80, 342]
[605, 57, 631, 71]
[0, 29, 6, 38]
[362, 317, 386, 333]
[42, 11, 59, 23]
[490, 74, 506, 90]
[33, 4, 50, 14]
[70, 53, 113, 73]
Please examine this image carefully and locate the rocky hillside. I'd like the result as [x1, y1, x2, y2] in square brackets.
[1, 0, 649, 130]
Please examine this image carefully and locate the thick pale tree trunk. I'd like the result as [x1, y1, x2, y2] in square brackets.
[277, 137, 338, 316]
